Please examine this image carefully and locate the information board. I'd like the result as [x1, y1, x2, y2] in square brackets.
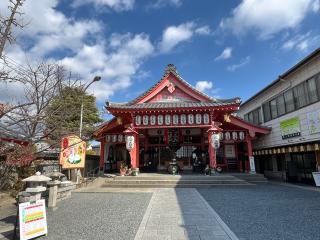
[280, 117, 301, 139]
[19, 199, 47, 240]
[307, 110, 320, 134]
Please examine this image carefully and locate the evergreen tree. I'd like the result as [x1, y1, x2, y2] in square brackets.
[45, 86, 102, 141]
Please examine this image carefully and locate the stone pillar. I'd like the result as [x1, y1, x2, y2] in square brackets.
[47, 181, 61, 208]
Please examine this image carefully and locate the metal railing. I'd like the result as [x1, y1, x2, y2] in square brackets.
[86, 166, 100, 178]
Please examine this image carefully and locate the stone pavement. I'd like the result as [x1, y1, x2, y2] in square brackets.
[134, 188, 238, 240]
[0, 194, 16, 240]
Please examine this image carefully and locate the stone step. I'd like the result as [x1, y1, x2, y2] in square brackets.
[102, 176, 251, 187]
[230, 173, 268, 182]
[101, 182, 251, 188]
[107, 179, 246, 184]
[110, 176, 238, 181]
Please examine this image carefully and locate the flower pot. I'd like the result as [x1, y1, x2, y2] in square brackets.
[131, 168, 139, 176]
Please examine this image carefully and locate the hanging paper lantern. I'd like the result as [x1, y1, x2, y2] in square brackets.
[150, 115, 156, 125]
[232, 132, 238, 140]
[225, 132, 231, 141]
[143, 115, 149, 125]
[180, 114, 187, 125]
[165, 114, 171, 125]
[239, 131, 245, 140]
[157, 115, 163, 125]
[125, 135, 135, 151]
[203, 113, 210, 124]
[211, 133, 220, 149]
[195, 114, 202, 124]
[135, 115, 141, 125]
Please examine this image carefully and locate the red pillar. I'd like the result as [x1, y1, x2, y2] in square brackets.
[99, 139, 105, 169]
[130, 133, 139, 168]
[124, 126, 139, 169]
[246, 136, 253, 172]
[207, 131, 217, 169]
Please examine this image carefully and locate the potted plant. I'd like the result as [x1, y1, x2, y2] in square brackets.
[119, 161, 128, 176]
[131, 168, 139, 176]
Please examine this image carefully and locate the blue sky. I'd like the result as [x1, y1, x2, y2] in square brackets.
[1, 0, 320, 120]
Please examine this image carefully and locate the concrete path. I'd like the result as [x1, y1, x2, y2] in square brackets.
[134, 188, 238, 240]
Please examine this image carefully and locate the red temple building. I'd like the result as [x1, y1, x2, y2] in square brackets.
[94, 64, 270, 174]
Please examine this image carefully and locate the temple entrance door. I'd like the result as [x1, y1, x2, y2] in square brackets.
[144, 146, 159, 172]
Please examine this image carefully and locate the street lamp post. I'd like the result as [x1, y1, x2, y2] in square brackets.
[79, 76, 101, 138]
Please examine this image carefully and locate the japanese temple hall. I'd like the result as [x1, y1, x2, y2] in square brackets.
[93, 64, 270, 173]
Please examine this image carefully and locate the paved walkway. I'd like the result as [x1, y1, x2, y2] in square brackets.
[134, 188, 238, 240]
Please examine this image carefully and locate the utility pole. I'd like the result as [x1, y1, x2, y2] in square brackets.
[79, 76, 101, 138]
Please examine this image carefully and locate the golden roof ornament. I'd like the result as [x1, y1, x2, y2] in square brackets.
[224, 114, 231, 122]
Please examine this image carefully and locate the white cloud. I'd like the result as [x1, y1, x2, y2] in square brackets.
[72, 0, 135, 11]
[29, 21, 101, 57]
[147, 0, 182, 9]
[215, 47, 232, 61]
[195, 26, 212, 35]
[220, 0, 319, 39]
[158, 22, 210, 53]
[282, 32, 320, 52]
[312, 0, 320, 11]
[61, 33, 154, 101]
[0, 0, 102, 59]
[227, 56, 250, 71]
[0, 0, 154, 103]
[195, 81, 213, 92]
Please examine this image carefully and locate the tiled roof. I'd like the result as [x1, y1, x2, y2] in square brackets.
[129, 64, 218, 104]
[107, 99, 240, 110]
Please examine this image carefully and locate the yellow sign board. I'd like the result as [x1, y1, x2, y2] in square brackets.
[59, 135, 86, 169]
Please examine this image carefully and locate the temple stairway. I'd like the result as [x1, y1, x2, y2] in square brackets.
[96, 173, 268, 188]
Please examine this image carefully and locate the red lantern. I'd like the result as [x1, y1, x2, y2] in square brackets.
[62, 138, 69, 149]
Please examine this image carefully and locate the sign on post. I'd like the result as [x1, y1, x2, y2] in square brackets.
[60, 135, 86, 169]
[249, 156, 256, 173]
[19, 199, 48, 240]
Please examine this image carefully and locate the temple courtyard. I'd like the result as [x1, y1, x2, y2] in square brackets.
[2, 180, 320, 240]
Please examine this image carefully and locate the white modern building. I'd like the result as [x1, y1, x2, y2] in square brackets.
[238, 48, 320, 184]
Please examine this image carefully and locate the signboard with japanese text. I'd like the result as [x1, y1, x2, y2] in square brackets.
[307, 110, 320, 134]
[249, 156, 256, 173]
[19, 199, 47, 240]
[59, 135, 86, 169]
[280, 117, 301, 139]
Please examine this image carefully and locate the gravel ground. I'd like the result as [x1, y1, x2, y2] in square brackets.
[40, 192, 152, 240]
[198, 183, 320, 240]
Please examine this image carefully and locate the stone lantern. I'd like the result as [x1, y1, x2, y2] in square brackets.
[19, 172, 51, 203]
[46, 170, 65, 184]
[46, 170, 64, 208]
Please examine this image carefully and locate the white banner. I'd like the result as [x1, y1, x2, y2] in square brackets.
[249, 156, 256, 173]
